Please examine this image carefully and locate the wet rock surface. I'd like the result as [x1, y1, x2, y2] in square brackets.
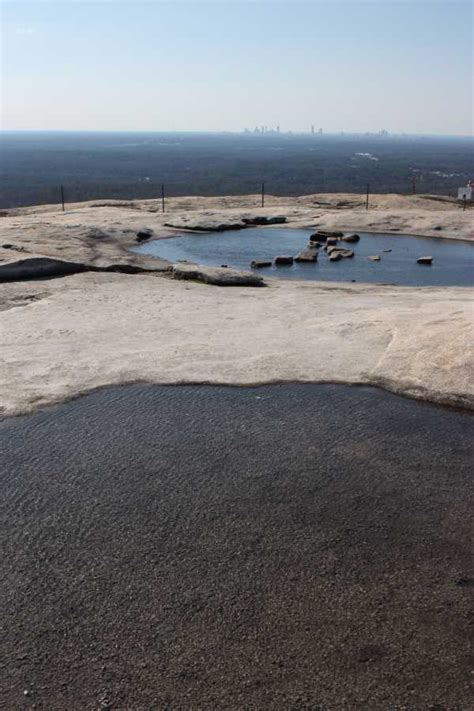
[135, 228, 154, 242]
[0, 256, 88, 282]
[0, 256, 167, 282]
[1, 383, 472, 709]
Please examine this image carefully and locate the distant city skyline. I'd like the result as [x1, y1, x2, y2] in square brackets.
[2, 1, 472, 136]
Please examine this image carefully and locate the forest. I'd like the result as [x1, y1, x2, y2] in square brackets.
[1, 131, 472, 208]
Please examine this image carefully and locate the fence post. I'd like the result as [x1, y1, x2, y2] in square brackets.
[365, 183, 370, 210]
[60, 184, 65, 212]
[463, 195, 467, 211]
[412, 176, 416, 195]
[161, 183, 165, 213]
[261, 182, 265, 208]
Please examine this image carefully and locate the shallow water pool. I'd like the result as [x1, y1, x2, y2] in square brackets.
[132, 227, 474, 287]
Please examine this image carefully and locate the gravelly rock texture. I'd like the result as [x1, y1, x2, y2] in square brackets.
[1, 384, 472, 710]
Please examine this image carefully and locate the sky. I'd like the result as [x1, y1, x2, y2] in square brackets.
[1, 0, 473, 135]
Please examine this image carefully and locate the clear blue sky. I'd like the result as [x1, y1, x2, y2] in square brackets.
[2, 0, 472, 134]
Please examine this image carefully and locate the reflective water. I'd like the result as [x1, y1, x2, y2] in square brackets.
[133, 227, 474, 286]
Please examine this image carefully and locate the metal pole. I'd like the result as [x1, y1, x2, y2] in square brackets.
[365, 183, 370, 210]
[60, 184, 65, 212]
[161, 183, 165, 213]
[463, 196, 467, 211]
[261, 182, 265, 208]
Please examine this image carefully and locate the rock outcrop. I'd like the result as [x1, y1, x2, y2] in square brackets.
[172, 263, 265, 286]
[242, 216, 287, 226]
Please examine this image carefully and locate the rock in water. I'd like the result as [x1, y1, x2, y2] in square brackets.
[250, 260, 272, 269]
[342, 233, 360, 243]
[273, 256, 294, 266]
[326, 247, 354, 258]
[328, 252, 342, 262]
[294, 249, 318, 263]
[310, 230, 344, 242]
[417, 256, 433, 265]
[368, 255, 381, 261]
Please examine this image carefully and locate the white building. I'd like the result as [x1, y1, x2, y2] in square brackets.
[457, 181, 474, 201]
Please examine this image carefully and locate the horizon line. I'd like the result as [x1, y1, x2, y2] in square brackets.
[1, 129, 473, 139]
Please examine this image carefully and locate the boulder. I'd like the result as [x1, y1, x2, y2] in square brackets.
[307, 240, 322, 249]
[342, 233, 360, 243]
[294, 249, 318, 263]
[273, 256, 294, 266]
[328, 252, 342, 262]
[417, 256, 433, 265]
[326, 237, 338, 246]
[250, 260, 272, 269]
[368, 255, 381, 261]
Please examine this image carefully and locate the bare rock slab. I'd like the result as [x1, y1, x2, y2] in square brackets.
[242, 215, 287, 226]
[172, 262, 265, 286]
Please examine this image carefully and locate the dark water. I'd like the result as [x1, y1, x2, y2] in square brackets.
[133, 228, 474, 286]
[1, 384, 472, 708]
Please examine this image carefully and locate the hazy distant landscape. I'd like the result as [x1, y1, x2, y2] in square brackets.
[1, 131, 472, 208]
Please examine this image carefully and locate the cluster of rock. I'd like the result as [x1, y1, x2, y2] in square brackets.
[250, 229, 434, 269]
[251, 230, 361, 269]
